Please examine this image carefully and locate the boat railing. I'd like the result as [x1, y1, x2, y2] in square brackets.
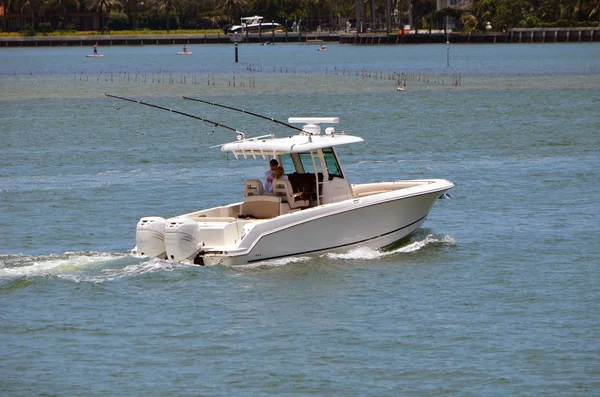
[186, 216, 238, 223]
[351, 181, 428, 198]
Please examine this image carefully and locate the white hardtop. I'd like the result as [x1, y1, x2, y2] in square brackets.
[241, 15, 264, 22]
[220, 117, 364, 158]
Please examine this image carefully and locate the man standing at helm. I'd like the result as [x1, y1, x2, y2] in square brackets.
[264, 159, 279, 193]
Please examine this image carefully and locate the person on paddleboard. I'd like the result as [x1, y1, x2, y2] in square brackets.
[93, 42, 98, 55]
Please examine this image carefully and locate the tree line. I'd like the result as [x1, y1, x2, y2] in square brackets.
[2, 0, 599, 34]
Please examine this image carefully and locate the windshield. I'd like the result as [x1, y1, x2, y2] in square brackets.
[297, 153, 315, 174]
[323, 148, 343, 179]
[279, 153, 294, 174]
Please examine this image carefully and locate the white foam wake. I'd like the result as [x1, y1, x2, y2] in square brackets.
[0, 252, 194, 283]
[325, 234, 456, 261]
[230, 234, 456, 269]
[231, 255, 312, 270]
[0, 252, 120, 279]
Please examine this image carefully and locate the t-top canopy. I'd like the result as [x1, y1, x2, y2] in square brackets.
[220, 132, 364, 158]
[288, 117, 339, 135]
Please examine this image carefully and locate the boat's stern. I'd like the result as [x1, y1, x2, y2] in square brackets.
[164, 216, 242, 263]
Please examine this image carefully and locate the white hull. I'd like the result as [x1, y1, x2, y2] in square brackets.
[135, 179, 452, 266]
[206, 181, 448, 265]
[229, 24, 280, 33]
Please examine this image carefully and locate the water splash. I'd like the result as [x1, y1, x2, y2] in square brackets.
[0, 251, 194, 283]
[0, 252, 120, 279]
[325, 233, 456, 261]
[325, 246, 388, 261]
[231, 256, 312, 270]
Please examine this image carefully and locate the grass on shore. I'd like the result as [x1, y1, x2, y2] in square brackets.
[0, 29, 224, 37]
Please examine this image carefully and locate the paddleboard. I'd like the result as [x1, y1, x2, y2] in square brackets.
[86, 54, 104, 58]
[176, 52, 192, 55]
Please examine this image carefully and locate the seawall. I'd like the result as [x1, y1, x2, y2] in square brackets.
[1, 28, 599, 47]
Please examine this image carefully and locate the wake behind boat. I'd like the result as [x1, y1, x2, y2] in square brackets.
[106, 95, 454, 266]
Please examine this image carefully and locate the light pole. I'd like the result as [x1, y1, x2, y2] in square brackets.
[446, 16, 450, 67]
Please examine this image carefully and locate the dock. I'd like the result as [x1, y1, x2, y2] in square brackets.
[0, 32, 339, 47]
[339, 27, 600, 44]
[1, 28, 599, 47]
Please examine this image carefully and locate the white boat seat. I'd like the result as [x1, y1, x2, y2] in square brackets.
[242, 195, 286, 219]
[245, 179, 265, 197]
[273, 179, 309, 209]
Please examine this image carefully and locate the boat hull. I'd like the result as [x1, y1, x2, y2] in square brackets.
[199, 182, 451, 266]
[135, 179, 452, 266]
[229, 24, 280, 34]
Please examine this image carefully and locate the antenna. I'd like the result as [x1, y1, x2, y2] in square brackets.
[105, 94, 246, 138]
[182, 96, 304, 133]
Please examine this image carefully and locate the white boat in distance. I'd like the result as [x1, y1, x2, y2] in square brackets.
[228, 15, 280, 33]
[126, 100, 454, 266]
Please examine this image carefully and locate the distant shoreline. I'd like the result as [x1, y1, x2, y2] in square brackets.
[1, 27, 599, 47]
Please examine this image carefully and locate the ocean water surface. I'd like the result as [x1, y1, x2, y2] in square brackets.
[1, 43, 599, 396]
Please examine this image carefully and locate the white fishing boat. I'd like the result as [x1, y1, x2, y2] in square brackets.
[106, 94, 453, 266]
[228, 15, 280, 33]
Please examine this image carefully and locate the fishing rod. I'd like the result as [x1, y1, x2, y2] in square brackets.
[105, 94, 246, 137]
[182, 96, 304, 133]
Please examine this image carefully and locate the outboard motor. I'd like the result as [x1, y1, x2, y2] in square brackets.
[135, 216, 167, 259]
[164, 217, 204, 263]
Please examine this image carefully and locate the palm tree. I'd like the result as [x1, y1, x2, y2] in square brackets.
[119, 0, 137, 29]
[386, 0, 392, 33]
[20, 0, 47, 33]
[355, 0, 365, 32]
[49, 0, 80, 29]
[370, 0, 375, 28]
[461, 13, 477, 34]
[156, 0, 175, 33]
[219, 0, 246, 24]
[2, 0, 11, 31]
[86, 0, 118, 33]
[590, 0, 600, 21]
